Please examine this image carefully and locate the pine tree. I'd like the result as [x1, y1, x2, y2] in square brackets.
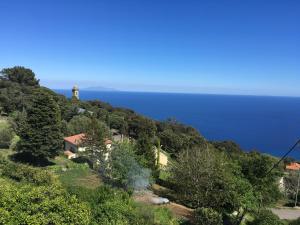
[17, 89, 62, 161]
[82, 117, 109, 168]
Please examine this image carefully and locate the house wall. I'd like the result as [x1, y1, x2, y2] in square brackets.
[158, 152, 168, 167]
[65, 141, 78, 152]
[154, 147, 168, 167]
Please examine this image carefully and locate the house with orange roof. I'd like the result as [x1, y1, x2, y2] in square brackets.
[63, 133, 112, 159]
[64, 133, 87, 153]
[286, 162, 300, 171]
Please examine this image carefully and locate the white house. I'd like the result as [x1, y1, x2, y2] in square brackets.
[64, 133, 87, 153]
[63, 133, 112, 159]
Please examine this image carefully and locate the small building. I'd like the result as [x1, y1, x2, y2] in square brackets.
[72, 85, 79, 100]
[64, 133, 86, 153]
[286, 162, 300, 171]
[63, 133, 112, 159]
[154, 147, 169, 168]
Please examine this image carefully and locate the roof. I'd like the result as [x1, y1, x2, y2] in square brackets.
[286, 162, 300, 171]
[104, 139, 112, 145]
[64, 133, 112, 146]
[64, 133, 85, 146]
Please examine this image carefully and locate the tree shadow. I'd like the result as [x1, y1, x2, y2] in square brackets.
[9, 152, 55, 167]
[71, 156, 93, 168]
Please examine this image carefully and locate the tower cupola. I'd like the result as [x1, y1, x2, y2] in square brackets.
[72, 85, 79, 100]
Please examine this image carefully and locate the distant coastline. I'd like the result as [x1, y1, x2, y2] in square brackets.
[54, 89, 300, 158]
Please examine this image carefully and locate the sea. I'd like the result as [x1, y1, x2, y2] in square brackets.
[55, 89, 300, 158]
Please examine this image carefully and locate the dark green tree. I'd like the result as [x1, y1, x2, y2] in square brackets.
[82, 117, 109, 167]
[247, 209, 284, 225]
[0, 66, 39, 86]
[16, 89, 63, 161]
[67, 115, 92, 135]
[194, 207, 223, 225]
[241, 152, 282, 207]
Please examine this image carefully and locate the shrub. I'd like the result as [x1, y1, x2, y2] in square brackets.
[0, 179, 91, 225]
[289, 218, 300, 225]
[0, 121, 15, 148]
[247, 209, 284, 225]
[194, 207, 223, 225]
[69, 185, 178, 225]
[1, 162, 56, 185]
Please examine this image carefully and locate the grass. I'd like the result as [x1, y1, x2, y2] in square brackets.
[49, 155, 102, 189]
[0, 148, 102, 190]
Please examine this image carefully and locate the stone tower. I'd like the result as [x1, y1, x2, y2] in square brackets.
[72, 85, 79, 100]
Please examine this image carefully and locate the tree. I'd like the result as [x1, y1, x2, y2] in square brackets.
[169, 147, 258, 224]
[170, 147, 235, 210]
[82, 117, 109, 167]
[16, 89, 63, 162]
[241, 152, 282, 207]
[0, 179, 91, 225]
[194, 208, 223, 225]
[0, 120, 15, 148]
[67, 115, 92, 135]
[136, 133, 157, 171]
[104, 141, 152, 190]
[247, 210, 284, 225]
[0, 66, 39, 86]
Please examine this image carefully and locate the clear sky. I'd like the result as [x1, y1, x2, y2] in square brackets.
[0, 0, 299, 96]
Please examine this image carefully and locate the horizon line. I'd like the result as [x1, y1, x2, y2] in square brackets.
[52, 88, 300, 99]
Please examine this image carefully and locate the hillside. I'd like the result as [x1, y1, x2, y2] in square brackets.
[0, 66, 298, 225]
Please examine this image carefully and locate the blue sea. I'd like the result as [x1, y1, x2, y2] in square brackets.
[55, 89, 300, 158]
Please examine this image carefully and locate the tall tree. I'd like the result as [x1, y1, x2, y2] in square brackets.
[82, 117, 109, 167]
[16, 89, 62, 161]
[0, 66, 39, 86]
[170, 147, 258, 224]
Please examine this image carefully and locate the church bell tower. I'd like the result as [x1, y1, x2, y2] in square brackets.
[72, 85, 79, 100]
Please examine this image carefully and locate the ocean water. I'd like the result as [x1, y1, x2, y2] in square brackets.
[55, 89, 300, 158]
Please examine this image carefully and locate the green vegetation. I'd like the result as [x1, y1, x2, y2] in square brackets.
[16, 89, 63, 162]
[194, 207, 223, 225]
[247, 210, 284, 225]
[0, 118, 15, 148]
[0, 66, 293, 224]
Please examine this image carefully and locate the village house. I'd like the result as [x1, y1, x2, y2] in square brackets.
[154, 147, 168, 168]
[63, 133, 169, 167]
[63, 133, 112, 159]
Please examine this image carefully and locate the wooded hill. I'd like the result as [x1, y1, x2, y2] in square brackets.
[0, 66, 296, 225]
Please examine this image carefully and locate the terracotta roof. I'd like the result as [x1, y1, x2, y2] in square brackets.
[104, 139, 112, 145]
[64, 133, 85, 146]
[286, 162, 300, 171]
[64, 134, 112, 146]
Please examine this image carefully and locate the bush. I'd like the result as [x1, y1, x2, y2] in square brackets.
[0, 179, 91, 225]
[289, 218, 300, 225]
[1, 162, 56, 185]
[247, 209, 284, 225]
[194, 207, 223, 225]
[0, 121, 15, 148]
[69, 185, 178, 225]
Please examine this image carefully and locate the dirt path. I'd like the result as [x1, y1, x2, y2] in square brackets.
[133, 190, 194, 220]
[271, 208, 300, 220]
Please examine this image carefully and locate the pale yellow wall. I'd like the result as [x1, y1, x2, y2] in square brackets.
[154, 147, 168, 167]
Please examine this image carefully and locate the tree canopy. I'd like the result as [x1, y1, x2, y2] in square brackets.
[16, 89, 63, 162]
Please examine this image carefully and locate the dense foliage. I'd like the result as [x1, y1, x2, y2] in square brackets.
[194, 207, 223, 225]
[16, 89, 63, 161]
[0, 66, 286, 224]
[247, 210, 284, 225]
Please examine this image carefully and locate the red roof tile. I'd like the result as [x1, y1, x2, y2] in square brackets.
[64, 133, 85, 146]
[64, 134, 112, 146]
[286, 162, 300, 171]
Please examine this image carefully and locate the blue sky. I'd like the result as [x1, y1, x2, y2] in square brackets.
[0, 0, 299, 96]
